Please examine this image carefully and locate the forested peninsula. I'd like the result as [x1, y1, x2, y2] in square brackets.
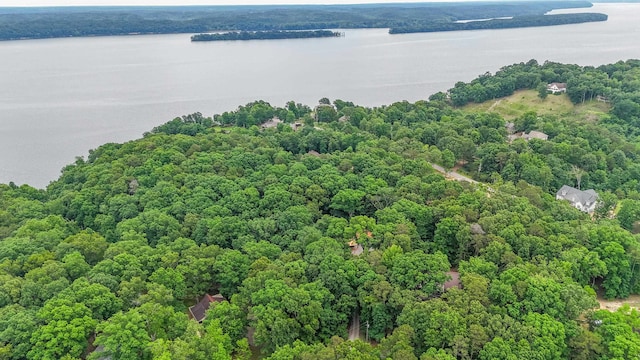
[390, 13, 608, 34]
[191, 30, 343, 42]
[2, 59, 640, 359]
[0, 1, 605, 41]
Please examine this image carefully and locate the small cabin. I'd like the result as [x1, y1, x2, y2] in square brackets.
[348, 240, 363, 256]
[188, 294, 225, 323]
[547, 82, 567, 94]
[508, 130, 548, 142]
[260, 117, 282, 129]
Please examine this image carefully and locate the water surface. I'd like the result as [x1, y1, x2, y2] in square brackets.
[1, 3, 639, 187]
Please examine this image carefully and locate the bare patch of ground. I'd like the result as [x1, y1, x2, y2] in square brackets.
[444, 270, 460, 290]
[597, 294, 640, 312]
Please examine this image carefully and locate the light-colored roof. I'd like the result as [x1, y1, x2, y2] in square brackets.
[527, 131, 548, 140]
[556, 185, 598, 206]
[261, 117, 282, 129]
[508, 130, 548, 142]
[351, 244, 364, 256]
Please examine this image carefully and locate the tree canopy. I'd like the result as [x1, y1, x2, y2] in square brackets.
[2, 59, 640, 359]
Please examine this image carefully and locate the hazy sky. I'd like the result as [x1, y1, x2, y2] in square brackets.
[2, 0, 466, 6]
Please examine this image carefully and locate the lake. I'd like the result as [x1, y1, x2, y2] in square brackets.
[1, 3, 640, 188]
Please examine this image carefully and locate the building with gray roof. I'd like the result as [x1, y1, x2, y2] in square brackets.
[556, 185, 599, 213]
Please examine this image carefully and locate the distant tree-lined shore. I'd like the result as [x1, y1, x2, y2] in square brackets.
[0, 1, 603, 41]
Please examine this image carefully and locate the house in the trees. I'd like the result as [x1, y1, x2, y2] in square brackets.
[261, 118, 302, 131]
[348, 240, 364, 256]
[526, 131, 549, 141]
[556, 185, 599, 213]
[260, 117, 282, 129]
[188, 293, 225, 323]
[547, 82, 567, 94]
[508, 130, 549, 142]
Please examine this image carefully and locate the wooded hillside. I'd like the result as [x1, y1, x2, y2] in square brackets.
[2, 60, 640, 359]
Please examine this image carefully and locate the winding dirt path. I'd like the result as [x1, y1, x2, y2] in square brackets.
[430, 163, 478, 184]
[488, 99, 502, 111]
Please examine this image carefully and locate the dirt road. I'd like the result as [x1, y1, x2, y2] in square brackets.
[348, 312, 360, 341]
[430, 163, 478, 184]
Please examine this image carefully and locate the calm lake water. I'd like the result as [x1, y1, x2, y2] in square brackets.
[1, 3, 640, 188]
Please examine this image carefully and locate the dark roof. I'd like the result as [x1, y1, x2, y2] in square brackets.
[548, 82, 567, 88]
[188, 294, 225, 322]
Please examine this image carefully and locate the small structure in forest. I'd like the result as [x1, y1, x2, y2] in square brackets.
[547, 82, 567, 94]
[348, 240, 363, 256]
[189, 293, 225, 323]
[260, 117, 282, 129]
[508, 130, 549, 142]
[526, 131, 549, 141]
[556, 185, 599, 213]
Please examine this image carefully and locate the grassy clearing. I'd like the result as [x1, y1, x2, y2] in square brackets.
[462, 90, 611, 122]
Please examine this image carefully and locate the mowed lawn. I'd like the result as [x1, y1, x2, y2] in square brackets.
[461, 89, 611, 122]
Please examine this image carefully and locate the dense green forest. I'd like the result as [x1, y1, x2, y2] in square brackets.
[389, 13, 608, 34]
[0, 1, 601, 40]
[3, 60, 640, 359]
[191, 30, 343, 42]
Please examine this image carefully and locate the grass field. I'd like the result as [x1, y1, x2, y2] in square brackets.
[462, 90, 611, 122]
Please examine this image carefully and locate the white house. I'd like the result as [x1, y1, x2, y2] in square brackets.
[556, 185, 599, 213]
[547, 82, 567, 94]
